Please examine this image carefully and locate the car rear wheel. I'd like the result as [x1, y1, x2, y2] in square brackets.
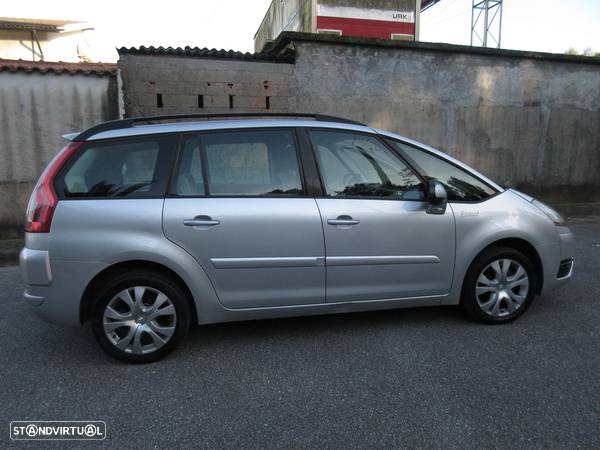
[91, 270, 191, 363]
[461, 247, 536, 324]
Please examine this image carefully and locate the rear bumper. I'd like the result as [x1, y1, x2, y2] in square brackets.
[24, 291, 45, 307]
[20, 249, 107, 327]
[20, 248, 52, 286]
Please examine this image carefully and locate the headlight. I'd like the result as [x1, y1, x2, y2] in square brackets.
[532, 199, 565, 226]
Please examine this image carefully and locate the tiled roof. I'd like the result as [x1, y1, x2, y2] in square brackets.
[0, 59, 117, 76]
[117, 46, 294, 63]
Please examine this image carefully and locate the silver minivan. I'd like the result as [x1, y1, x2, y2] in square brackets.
[20, 114, 574, 363]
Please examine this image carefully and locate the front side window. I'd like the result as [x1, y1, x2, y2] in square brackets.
[310, 130, 424, 200]
[58, 135, 175, 198]
[385, 139, 497, 202]
[175, 129, 303, 196]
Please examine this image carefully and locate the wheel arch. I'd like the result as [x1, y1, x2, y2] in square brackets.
[464, 237, 544, 295]
[79, 260, 199, 325]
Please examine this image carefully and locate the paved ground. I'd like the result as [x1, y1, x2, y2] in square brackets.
[1, 223, 599, 449]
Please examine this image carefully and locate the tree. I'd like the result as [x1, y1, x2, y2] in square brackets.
[565, 47, 600, 57]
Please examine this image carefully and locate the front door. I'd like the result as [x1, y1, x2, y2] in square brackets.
[163, 129, 325, 309]
[308, 129, 455, 302]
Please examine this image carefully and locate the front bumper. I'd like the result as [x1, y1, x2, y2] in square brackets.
[557, 227, 575, 280]
[557, 257, 574, 279]
[539, 227, 575, 294]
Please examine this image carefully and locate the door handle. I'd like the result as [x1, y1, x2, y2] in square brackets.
[327, 215, 360, 226]
[183, 215, 220, 227]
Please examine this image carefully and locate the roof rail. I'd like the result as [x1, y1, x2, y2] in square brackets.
[73, 113, 366, 141]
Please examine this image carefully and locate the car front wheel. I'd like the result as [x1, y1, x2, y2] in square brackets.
[461, 247, 536, 324]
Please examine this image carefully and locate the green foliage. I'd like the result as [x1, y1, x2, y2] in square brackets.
[565, 47, 600, 57]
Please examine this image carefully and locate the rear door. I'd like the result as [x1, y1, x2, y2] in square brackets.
[307, 129, 455, 303]
[162, 128, 326, 309]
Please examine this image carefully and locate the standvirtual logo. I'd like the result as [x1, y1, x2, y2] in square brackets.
[10, 421, 106, 440]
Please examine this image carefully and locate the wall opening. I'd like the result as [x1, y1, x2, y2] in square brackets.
[265, 96, 270, 110]
[229, 95, 234, 109]
[197, 94, 204, 108]
[156, 93, 163, 108]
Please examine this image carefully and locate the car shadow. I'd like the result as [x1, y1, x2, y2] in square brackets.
[186, 304, 472, 346]
[20, 304, 472, 366]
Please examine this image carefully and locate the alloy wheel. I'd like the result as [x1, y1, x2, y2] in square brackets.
[475, 258, 530, 318]
[102, 286, 177, 354]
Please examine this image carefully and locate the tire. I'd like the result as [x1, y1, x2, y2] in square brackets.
[461, 246, 537, 324]
[91, 270, 191, 363]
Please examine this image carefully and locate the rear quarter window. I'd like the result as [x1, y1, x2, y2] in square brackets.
[56, 135, 177, 199]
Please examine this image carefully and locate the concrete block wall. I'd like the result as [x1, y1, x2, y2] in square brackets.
[119, 55, 294, 117]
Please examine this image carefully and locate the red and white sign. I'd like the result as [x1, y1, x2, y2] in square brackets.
[316, 5, 415, 40]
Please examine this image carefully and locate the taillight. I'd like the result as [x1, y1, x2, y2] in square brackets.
[25, 141, 83, 233]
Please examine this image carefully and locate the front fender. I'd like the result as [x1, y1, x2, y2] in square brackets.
[443, 191, 560, 305]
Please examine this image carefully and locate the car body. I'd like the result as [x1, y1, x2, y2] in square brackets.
[20, 114, 574, 362]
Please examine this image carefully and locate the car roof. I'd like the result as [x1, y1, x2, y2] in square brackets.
[82, 119, 375, 141]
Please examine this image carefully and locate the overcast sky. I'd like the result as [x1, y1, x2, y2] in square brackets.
[5, 0, 600, 62]
[420, 0, 600, 54]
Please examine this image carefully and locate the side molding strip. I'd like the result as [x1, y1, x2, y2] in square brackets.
[211, 255, 439, 269]
[326, 255, 440, 266]
[211, 256, 325, 269]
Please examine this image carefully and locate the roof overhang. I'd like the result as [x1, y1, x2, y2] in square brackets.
[420, 0, 443, 12]
[0, 17, 86, 32]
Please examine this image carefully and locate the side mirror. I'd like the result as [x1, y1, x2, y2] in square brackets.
[426, 180, 447, 214]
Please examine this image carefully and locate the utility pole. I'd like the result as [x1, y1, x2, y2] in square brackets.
[471, 0, 503, 48]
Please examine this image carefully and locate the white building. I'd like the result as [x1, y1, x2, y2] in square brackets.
[0, 16, 98, 62]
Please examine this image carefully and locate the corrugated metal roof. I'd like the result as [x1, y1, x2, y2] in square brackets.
[0, 16, 84, 32]
[117, 46, 294, 63]
[0, 21, 60, 32]
[0, 17, 81, 26]
[0, 59, 117, 76]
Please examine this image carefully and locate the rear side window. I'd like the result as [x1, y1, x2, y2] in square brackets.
[57, 135, 176, 198]
[385, 139, 498, 202]
[174, 129, 303, 196]
[310, 130, 424, 200]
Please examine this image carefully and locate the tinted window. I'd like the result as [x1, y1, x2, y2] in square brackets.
[58, 135, 175, 198]
[310, 130, 424, 200]
[200, 130, 303, 196]
[385, 139, 497, 202]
